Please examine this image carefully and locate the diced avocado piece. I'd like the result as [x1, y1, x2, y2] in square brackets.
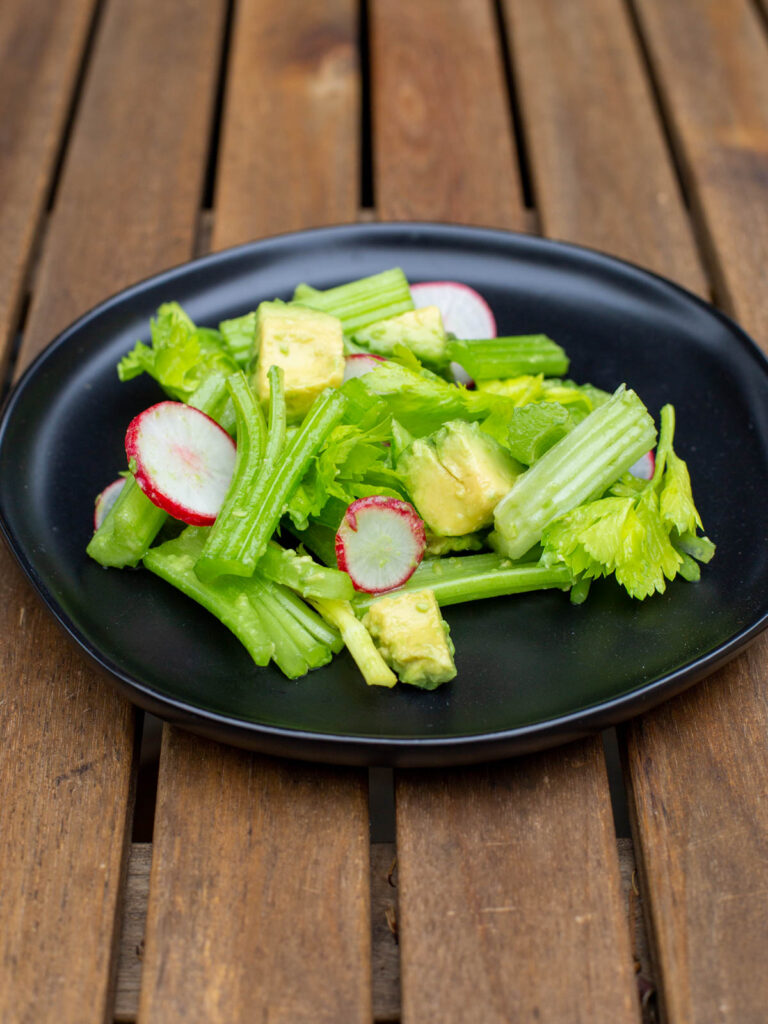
[425, 531, 485, 556]
[397, 420, 522, 536]
[354, 306, 447, 368]
[253, 301, 344, 422]
[363, 589, 456, 689]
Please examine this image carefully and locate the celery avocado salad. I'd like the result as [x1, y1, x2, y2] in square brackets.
[87, 267, 715, 691]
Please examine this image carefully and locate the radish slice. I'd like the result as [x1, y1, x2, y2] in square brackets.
[629, 450, 655, 480]
[335, 496, 426, 594]
[125, 402, 236, 525]
[93, 477, 126, 531]
[410, 281, 497, 339]
[343, 352, 387, 382]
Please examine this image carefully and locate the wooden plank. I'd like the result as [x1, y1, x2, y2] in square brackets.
[212, 0, 359, 248]
[0, 1, 227, 1021]
[370, 0, 525, 229]
[634, 0, 768, 340]
[618, 1, 768, 1019]
[114, 844, 152, 1023]
[502, 0, 705, 290]
[0, 0, 96, 371]
[137, 5, 372, 1021]
[138, 731, 371, 1023]
[396, 743, 638, 1023]
[372, 5, 638, 1020]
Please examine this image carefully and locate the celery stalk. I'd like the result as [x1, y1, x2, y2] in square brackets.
[352, 554, 572, 612]
[259, 541, 353, 601]
[292, 269, 414, 334]
[493, 386, 657, 560]
[447, 335, 569, 380]
[310, 598, 397, 687]
[196, 383, 347, 581]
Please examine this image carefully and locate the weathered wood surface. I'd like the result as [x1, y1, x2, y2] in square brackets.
[371, 0, 524, 229]
[138, 731, 372, 1023]
[621, 2, 768, 1020]
[0, 0, 97, 371]
[212, 0, 359, 249]
[138, 5, 372, 1021]
[0, 1, 228, 1021]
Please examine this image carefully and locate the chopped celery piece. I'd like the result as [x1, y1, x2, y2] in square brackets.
[310, 598, 397, 687]
[284, 519, 339, 567]
[86, 477, 167, 568]
[493, 386, 657, 560]
[259, 541, 353, 601]
[196, 375, 347, 581]
[353, 553, 572, 611]
[448, 335, 569, 380]
[143, 529, 274, 666]
[292, 268, 414, 334]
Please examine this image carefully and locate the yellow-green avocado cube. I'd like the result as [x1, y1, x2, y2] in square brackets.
[397, 420, 521, 536]
[253, 301, 344, 421]
[354, 306, 446, 367]
[363, 589, 456, 689]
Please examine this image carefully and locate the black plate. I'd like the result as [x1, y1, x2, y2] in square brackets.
[2, 223, 768, 766]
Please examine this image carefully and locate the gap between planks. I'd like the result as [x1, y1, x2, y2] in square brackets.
[113, 838, 656, 1024]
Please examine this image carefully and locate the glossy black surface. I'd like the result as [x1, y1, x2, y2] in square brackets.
[1, 223, 767, 765]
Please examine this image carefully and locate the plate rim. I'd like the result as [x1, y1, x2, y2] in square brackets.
[2, 220, 767, 766]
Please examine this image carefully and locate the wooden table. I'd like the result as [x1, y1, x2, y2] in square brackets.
[2, 2, 767, 1021]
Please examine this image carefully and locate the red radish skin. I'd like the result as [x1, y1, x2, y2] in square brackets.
[93, 477, 126, 531]
[410, 281, 497, 339]
[343, 352, 387, 382]
[629, 450, 656, 480]
[125, 402, 236, 526]
[336, 496, 426, 594]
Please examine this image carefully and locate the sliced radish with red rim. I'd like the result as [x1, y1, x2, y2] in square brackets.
[410, 281, 497, 339]
[629, 450, 655, 481]
[93, 477, 126, 531]
[125, 402, 236, 525]
[343, 352, 387, 382]
[335, 496, 426, 593]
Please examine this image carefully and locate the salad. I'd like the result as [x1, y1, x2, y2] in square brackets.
[87, 269, 714, 691]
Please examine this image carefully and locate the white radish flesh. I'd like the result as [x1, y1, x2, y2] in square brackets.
[335, 496, 426, 593]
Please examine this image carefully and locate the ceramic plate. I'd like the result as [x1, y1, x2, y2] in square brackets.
[2, 223, 767, 765]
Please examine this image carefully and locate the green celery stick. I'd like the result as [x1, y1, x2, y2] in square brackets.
[259, 541, 353, 601]
[310, 598, 396, 687]
[196, 382, 347, 581]
[87, 478, 167, 568]
[284, 519, 339, 567]
[447, 335, 569, 380]
[492, 386, 657, 560]
[292, 268, 414, 334]
[352, 554, 572, 612]
[250, 577, 333, 672]
[142, 529, 274, 666]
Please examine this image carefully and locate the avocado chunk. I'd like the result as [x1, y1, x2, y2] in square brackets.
[253, 301, 344, 422]
[363, 589, 456, 689]
[397, 420, 521, 536]
[354, 306, 447, 368]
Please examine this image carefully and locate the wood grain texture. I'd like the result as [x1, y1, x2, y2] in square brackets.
[138, 730, 371, 1023]
[115, 844, 152, 1023]
[634, 0, 768, 341]
[370, 0, 525, 229]
[212, 0, 359, 249]
[502, 0, 705, 290]
[138, 4, 372, 1019]
[396, 742, 639, 1024]
[617, 3, 768, 1020]
[19, 0, 228, 369]
[0, 0, 96, 371]
[0, 1, 228, 1021]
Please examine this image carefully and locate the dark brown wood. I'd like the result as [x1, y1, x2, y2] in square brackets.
[115, 844, 152, 1023]
[620, 2, 768, 1019]
[138, 5, 372, 1020]
[138, 731, 372, 1023]
[212, 0, 359, 249]
[0, 0, 96, 371]
[0, 1, 228, 1020]
[396, 743, 639, 1023]
[502, 0, 705, 290]
[370, 0, 525, 229]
